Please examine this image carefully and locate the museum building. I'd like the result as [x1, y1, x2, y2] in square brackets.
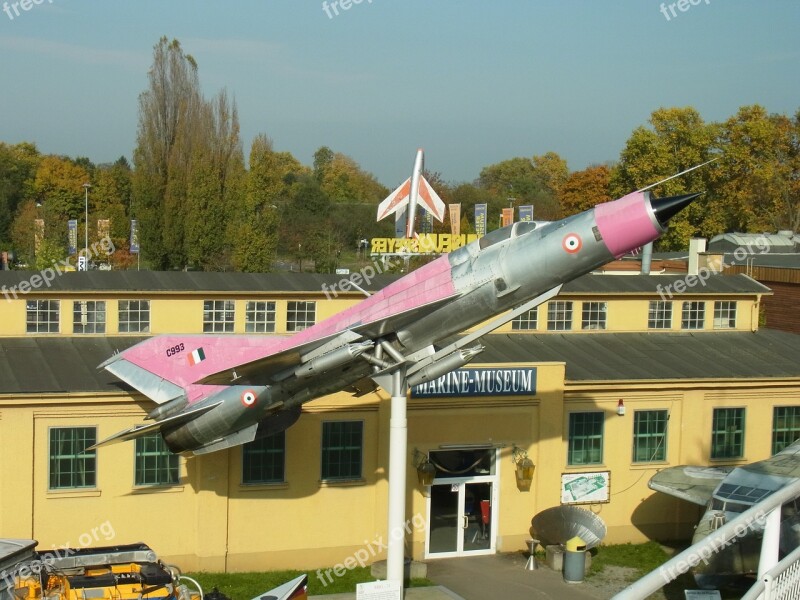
[1, 270, 800, 571]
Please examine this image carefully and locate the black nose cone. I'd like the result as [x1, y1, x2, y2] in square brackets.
[651, 193, 702, 227]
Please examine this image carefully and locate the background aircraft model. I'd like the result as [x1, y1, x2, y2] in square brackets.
[95, 188, 698, 455]
[649, 440, 800, 588]
[375, 149, 446, 238]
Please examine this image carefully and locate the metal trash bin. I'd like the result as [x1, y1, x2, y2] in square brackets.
[563, 535, 587, 583]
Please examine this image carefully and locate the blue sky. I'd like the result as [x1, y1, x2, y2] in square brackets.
[0, 1, 798, 187]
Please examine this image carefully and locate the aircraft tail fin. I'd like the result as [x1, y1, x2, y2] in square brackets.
[102, 354, 185, 404]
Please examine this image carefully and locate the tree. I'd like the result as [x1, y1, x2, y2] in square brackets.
[132, 36, 203, 269]
[0, 142, 40, 247]
[318, 152, 387, 203]
[559, 165, 613, 216]
[611, 107, 718, 249]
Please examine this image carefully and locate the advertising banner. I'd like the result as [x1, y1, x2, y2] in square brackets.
[474, 204, 487, 237]
[519, 205, 534, 222]
[130, 219, 140, 254]
[449, 204, 461, 237]
[68, 219, 78, 255]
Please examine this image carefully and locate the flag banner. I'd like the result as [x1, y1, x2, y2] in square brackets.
[188, 347, 206, 366]
[130, 219, 140, 254]
[449, 204, 461, 237]
[502, 207, 514, 227]
[519, 205, 534, 222]
[474, 204, 487, 237]
[68, 220, 78, 255]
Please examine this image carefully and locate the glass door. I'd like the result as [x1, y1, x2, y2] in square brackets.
[425, 449, 498, 558]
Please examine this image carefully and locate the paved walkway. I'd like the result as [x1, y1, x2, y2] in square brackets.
[310, 552, 603, 600]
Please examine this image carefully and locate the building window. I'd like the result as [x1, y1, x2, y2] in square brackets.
[242, 431, 285, 484]
[203, 300, 235, 333]
[134, 434, 179, 486]
[26, 300, 59, 333]
[711, 408, 745, 459]
[772, 406, 800, 455]
[633, 410, 668, 462]
[49, 427, 96, 489]
[648, 301, 672, 329]
[511, 308, 537, 331]
[245, 301, 276, 333]
[73, 301, 106, 334]
[547, 301, 573, 331]
[713, 301, 737, 329]
[119, 300, 150, 333]
[321, 421, 363, 481]
[287, 301, 316, 332]
[567, 412, 604, 465]
[581, 302, 607, 330]
[681, 301, 705, 330]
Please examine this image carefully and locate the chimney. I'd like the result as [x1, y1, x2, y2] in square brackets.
[688, 238, 707, 276]
[641, 242, 653, 275]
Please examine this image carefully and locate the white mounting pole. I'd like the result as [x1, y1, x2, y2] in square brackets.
[386, 367, 408, 593]
[758, 506, 781, 578]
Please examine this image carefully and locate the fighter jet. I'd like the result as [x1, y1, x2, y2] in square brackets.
[94, 188, 699, 455]
[649, 440, 800, 588]
[376, 149, 446, 238]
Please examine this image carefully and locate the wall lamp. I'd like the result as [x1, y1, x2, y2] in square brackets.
[511, 445, 535, 491]
[412, 448, 436, 486]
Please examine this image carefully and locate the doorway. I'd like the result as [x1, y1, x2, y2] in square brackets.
[425, 448, 498, 558]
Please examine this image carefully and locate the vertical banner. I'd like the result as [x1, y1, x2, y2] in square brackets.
[519, 205, 534, 222]
[474, 204, 487, 237]
[449, 204, 461, 237]
[421, 211, 433, 234]
[130, 219, 140, 254]
[97, 219, 110, 240]
[68, 219, 78, 255]
[34, 219, 44, 255]
[502, 207, 514, 227]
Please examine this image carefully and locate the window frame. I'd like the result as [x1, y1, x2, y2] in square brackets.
[681, 301, 705, 330]
[713, 301, 737, 329]
[648, 300, 673, 330]
[567, 412, 604, 466]
[134, 433, 180, 487]
[772, 406, 800, 455]
[245, 300, 277, 334]
[242, 431, 286, 485]
[547, 300, 573, 331]
[581, 301, 607, 330]
[287, 301, 316, 332]
[711, 407, 745, 460]
[203, 299, 235, 333]
[632, 410, 668, 463]
[321, 420, 364, 482]
[118, 300, 150, 333]
[48, 426, 97, 490]
[26, 299, 60, 333]
[73, 300, 106, 334]
[511, 308, 538, 331]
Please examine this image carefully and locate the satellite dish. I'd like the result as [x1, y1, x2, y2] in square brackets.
[531, 505, 607, 549]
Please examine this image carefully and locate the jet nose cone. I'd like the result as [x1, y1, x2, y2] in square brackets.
[651, 193, 702, 227]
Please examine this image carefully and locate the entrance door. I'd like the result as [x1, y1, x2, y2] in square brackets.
[425, 449, 498, 558]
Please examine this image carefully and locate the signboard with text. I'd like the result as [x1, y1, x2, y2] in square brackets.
[411, 367, 536, 398]
[561, 471, 611, 504]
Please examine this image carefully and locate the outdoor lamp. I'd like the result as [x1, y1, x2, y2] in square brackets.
[512, 445, 535, 491]
[412, 448, 436, 486]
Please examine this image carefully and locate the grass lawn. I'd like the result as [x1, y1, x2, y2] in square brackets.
[185, 568, 432, 598]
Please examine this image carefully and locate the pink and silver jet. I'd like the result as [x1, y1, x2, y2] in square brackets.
[95, 188, 699, 454]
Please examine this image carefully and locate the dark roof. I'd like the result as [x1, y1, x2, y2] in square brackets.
[0, 270, 769, 296]
[478, 330, 800, 381]
[0, 336, 146, 394]
[3, 330, 800, 395]
[561, 273, 770, 295]
[0, 271, 402, 294]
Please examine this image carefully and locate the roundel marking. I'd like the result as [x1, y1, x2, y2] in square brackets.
[241, 389, 257, 407]
[562, 233, 583, 254]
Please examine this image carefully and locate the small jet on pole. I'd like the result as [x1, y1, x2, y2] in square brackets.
[376, 149, 446, 239]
